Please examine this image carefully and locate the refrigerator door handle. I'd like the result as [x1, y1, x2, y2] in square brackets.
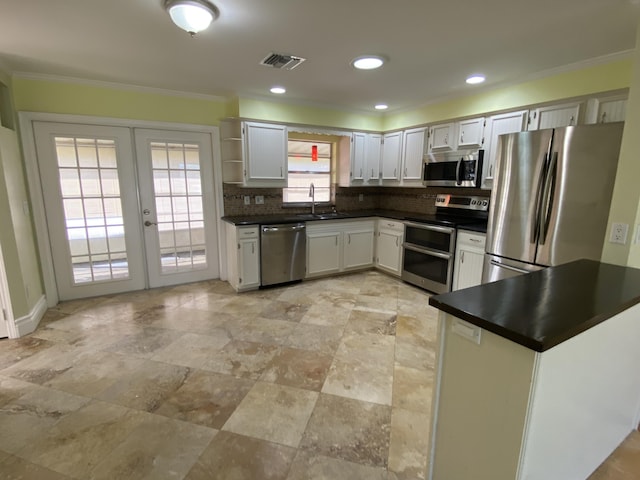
[531, 153, 549, 244]
[490, 259, 532, 275]
[539, 151, 558, 245]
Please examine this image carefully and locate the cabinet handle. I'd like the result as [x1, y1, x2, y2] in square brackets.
[404, 167, 407, 177]
[335, 236, 338, 246]
[460, 131, 464, 143]
[569, 115, 575, 125]
[469, 238, 481, 243]
[360, 168, 363, 177]
[393, 168, 397, 177]
[252, 243, 255, 254]
[371, 169, 374, 177]
[395, 237, 399, 247]
[461, 251, 465, 263]
[348, 234, 351, 244]
[444, 135, 448, 145]
[601, 112, 607, 123]
[489, 164, 493, 177]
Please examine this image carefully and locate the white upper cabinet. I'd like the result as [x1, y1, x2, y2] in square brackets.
[381, 131, 403, 182]
[457, 117, 485, 149]
[429, 123, 457, 152]
[220, 119, 288, 187]
[244, 121, 288, 186]
[482, 110, 528, 189]
[401, 127, 427, 183]
[365, 133, 382, 184]
[351, 132, 366, 182]
[527, 102, 582, 130]
[585, 94, 628, 124]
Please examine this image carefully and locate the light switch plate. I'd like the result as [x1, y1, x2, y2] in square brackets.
[609, 222, 629, 245]
[255, 195, 264, 205]
[243, 195, 251, 205]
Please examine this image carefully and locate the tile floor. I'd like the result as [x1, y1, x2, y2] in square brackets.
[0, 270, 636, 479]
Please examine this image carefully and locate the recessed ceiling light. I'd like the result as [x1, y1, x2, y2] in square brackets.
[375, 104, 388, 110]
[466, 74, 486, 85]
[352, 56, 385, 70]
[270, 86, 286, 94]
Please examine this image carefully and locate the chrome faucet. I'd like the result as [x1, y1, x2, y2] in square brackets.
[308, 182, 315, 214]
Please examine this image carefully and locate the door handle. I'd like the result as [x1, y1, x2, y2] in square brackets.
[144, 220, 158, 227]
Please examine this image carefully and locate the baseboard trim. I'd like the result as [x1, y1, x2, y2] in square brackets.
[14, 295, 47, 337]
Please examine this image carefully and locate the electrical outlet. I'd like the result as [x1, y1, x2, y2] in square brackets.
[255, 195, 264, 205]
[636, 225, 640, 245]
[243, 195, 251, 206]
[609, 222, 629, 245]
[359, 194, 364, 202]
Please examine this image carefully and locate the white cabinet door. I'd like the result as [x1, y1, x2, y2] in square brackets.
[244, 121, 287, 186]
[429, 123, 456, 151]
[458, 117, 485, 149]
[452, 231, 486, 291]
[452, 248, 484, 291]
[585, 94, 627, 124]
[343, 228, 374, 270]
[381, 131, 403, 181]
[351, 132, 366, 182]
[482, 110, 528, 189]
[528, 103, 581, 130]
[376, 229, 403, 276]
[365, 133, 382, 184]
[239, 237, 260, 289]
[307, 231, 341, 277]
[401, 127, 427, 182]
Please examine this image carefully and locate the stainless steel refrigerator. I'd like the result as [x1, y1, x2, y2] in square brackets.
[483, 122, 624, 282]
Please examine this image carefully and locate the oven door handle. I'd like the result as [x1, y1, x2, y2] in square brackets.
[403, 243, 452, 260]
[404, 222, 455, 234]
[456, 159, 462, 186]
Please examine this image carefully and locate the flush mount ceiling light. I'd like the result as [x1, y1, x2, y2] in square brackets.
[270, 86, 286, 94]
[466, 74, 486, 85]
[352, 56, 385, 70]
[164, 0, 219, 36]
[374, 104, 388, 110]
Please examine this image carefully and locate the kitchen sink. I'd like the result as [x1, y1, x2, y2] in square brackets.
[295, 212, 347, 220]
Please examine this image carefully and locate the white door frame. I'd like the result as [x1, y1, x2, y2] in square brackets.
[19, 112, 227, 307]
[0, 240, 18, 338]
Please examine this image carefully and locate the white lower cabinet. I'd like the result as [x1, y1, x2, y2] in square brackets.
[306, 220, 375, 278]
[452, 230, 486, 291]
[375, 218, 404, 277]
[225, 224, 260, 291]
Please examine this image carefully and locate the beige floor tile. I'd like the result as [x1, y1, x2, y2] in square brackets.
[334, 332, 395, 365]
[88, 414, 216, 480]
[322, 356, 393, 405]
[155, 369, 254, 429]
[0, 336, 55, 371]
[259, 347, 333, 392]
[0, 387, 90, 455]
[0, 343, 88, 385]
[394, 337, 436, 371]
[588, 430, 640, 480]
[140, 306, 230, 335]
[96, 360, 190, 412]
[151, 332, 232, 368]
[0, 455, 71, 479]
[392, 365, 434, 413]
[354, 294, 398, 314]
[223, 382, 319, 448]
[300, 302, 353, 328]
[185, 431, 296, 480]
[18, 400, 147, 478]
[300, 393, 391, 468]
[260, 300, 310, 322]
[105, 326, 182, 359]
[387, 408, 431, 479]
[200, 340, 280, 379]
[345, 309, 397, 336]
[223, 316, 297, 346]
[285, 323, 345, 356]
[0, 375, 41, 407]
[286, 451, 388, 480]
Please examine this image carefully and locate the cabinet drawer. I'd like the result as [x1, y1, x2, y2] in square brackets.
[378, 218, 404, 232]
[457, 231, 486, 249]
[238, 226, 259, 238]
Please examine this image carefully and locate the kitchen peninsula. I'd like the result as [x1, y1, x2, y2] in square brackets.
[427, 259, 640, 480]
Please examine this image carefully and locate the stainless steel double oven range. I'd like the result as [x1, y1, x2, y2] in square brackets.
[401, 194, 489, 294]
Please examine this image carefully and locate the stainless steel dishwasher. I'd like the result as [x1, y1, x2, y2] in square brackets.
[260, 223, 306, 286]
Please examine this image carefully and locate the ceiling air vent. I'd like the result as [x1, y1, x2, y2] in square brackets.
[260, 53, 306, 70]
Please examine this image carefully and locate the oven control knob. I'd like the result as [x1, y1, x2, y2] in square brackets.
[471, 199, 477, 205]
[482, 200, 488, 206]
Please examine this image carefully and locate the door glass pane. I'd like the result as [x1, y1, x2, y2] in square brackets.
[149, 141, 207, 273]
[54, 137, 130, 284]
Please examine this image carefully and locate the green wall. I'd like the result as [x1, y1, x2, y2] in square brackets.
[383, 59, 633, 131]
[13, 77, 230, 126]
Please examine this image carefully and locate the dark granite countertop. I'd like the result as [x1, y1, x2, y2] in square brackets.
[429, 259, 640, 352]
[222, 210, 488, 231]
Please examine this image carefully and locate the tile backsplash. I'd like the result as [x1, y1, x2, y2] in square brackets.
[222, 184, 489, 217]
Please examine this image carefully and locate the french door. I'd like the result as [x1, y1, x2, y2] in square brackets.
[33, 122, 219, 300]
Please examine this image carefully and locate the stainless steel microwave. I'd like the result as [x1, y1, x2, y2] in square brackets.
[423, 149, 484, 187]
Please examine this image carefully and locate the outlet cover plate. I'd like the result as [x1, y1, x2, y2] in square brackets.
[243, 195, 251, 205]
[610, 222, 629, 245]
[255, 195, 264, 205]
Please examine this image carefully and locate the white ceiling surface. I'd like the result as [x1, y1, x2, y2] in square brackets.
[0, 0, 639, 113]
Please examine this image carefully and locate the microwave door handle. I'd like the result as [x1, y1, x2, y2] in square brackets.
[531, 153, 549, 244]
[456, 159, 462, 185]
[539, 152, 558, 245]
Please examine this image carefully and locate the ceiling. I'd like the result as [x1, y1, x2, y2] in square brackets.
[0, 0, 639, 114]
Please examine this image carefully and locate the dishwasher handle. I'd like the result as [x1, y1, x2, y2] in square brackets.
[262, 224, 306, 233]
